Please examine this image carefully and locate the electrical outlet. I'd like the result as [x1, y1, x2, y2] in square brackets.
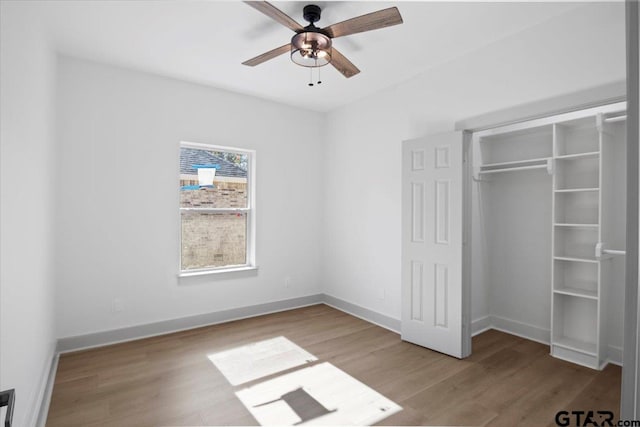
[284, 277, 292, 288]
[112, 298, 124, 313]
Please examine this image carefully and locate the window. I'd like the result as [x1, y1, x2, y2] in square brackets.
[179, 142, 255, 275]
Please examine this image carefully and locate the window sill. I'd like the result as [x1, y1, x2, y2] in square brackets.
[178, 265, 259, 279]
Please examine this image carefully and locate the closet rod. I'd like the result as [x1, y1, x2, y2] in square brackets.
[478, 164, 548, 175]
[595, 242, 626, 258]
[603, 249, 626, 256]
[604, 115, 626, 123]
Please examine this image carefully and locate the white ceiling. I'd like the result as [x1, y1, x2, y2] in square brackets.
[35, 1, 582, 112]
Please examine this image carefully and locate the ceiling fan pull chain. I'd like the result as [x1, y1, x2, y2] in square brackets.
[317, 61, 322, 85]
[308, 66, 314, 86]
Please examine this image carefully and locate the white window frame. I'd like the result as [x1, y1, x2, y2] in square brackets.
[178, 141, 256, 277]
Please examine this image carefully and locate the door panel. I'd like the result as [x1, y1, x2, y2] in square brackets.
[401, 131, 467, 358]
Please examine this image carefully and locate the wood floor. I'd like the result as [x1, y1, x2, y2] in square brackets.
[47, 304, 621, 426]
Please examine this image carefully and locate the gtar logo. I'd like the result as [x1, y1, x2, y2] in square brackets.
[555, 410, 615, 427]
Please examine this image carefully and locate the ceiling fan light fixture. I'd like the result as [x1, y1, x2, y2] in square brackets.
[291, 31, 332, 67]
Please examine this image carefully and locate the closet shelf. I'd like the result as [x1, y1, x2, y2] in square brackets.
[478, 164, 548, 175]
[477, 158, 551, 176]
[555, 151, 600, 160]
[554, 188, 600, 193]
[553, 287, 598, 300]
[554, 223, 599, 228]
[480, 157, 550, 169]
[604, 115, 626, 123]
[553, 337, 597, 356]
[554, 256, 599, 264]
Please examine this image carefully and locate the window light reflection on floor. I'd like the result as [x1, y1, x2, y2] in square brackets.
[207, 336, 401, 425]
[207, 336, 317, 386]
[236, 362, 402, 426]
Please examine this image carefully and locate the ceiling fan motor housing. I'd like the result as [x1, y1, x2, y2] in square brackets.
[303, 5, 322, 24]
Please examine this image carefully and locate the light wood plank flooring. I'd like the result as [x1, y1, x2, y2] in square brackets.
[47, 304, 621, 426]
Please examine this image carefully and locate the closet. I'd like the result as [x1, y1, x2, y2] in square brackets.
[401, 101, 627, 370]
[471, 101, 627, 369]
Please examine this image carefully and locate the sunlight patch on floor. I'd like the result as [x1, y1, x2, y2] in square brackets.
[208, 336, 318, 386]
[236, 362, 402, 425]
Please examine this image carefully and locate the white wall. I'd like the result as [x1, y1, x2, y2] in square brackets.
[55, 57, 325, 338]
[321, 3, 626, 324]
[0, 3, 57, 426]
[481, 170, 552, 337]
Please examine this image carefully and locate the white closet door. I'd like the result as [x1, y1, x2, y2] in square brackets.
[401, 131, 466, 358]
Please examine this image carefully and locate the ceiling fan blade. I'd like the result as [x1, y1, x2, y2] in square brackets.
[244, 1, 304, 32]
[242, 43, 291, 66]
[330, 48, 360, 78]
[324, 7, 403, 39]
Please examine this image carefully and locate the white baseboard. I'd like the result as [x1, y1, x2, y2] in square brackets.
[471, 315, 624, 367]
[491, 315, 550, 345]
[54, 294, 401, 354]
[28, 343, 57, 427]
[323, 294, 401, 334]
[471, 315, 492, 336]
[35, 352, 58, 427]
[607, 345, 623, 366]
[471, 315, 550, 345]
[57, 294, 324, 353]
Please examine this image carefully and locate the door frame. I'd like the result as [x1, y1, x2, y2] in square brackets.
[462, 131, 473, 358]
[621, 0, 639, 419]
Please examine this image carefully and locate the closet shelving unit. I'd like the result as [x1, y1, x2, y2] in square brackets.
[551, 115, 602, 367]
[472, 102, 626, 370]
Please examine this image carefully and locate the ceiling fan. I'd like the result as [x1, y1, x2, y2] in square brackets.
[242, 1, 403, 80]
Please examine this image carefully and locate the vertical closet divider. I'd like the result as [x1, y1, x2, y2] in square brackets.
[597, 113, 605, 366]
[551, 114, 602, 368]
[549, 123, 558, 361]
